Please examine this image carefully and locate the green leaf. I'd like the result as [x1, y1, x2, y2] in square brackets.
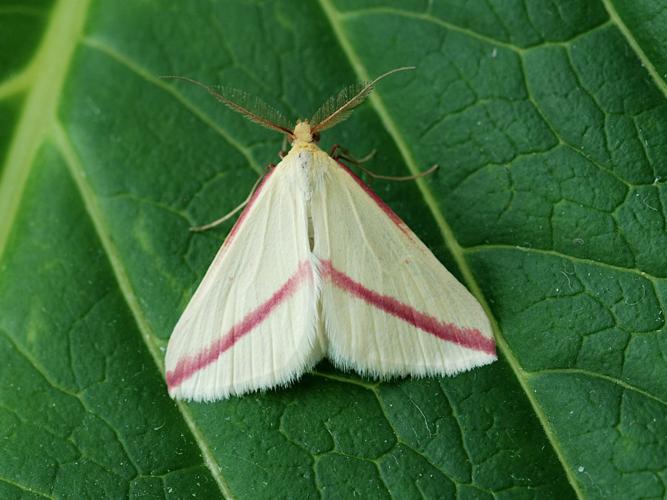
[1, 1, 665, 498]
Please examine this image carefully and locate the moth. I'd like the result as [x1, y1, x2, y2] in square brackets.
[164, 68, 496, 401]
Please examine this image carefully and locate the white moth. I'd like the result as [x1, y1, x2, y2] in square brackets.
[165, 68, 496, 401]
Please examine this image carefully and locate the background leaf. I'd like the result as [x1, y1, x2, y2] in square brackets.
[1, 0, 665, 498]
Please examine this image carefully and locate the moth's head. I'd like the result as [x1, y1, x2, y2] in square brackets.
[292, 120, 321, 144]
[293, 121, 312, 142]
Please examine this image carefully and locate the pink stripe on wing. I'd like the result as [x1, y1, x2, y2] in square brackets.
[320, 260, 495, 355]
[167, 260, 312, 389]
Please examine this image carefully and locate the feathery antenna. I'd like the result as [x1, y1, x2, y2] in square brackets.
[162, 67, 416, 139]
[310, 66, 415, 134]
[160, 75, 294, 137]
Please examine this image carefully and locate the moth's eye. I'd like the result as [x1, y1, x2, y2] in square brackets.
[312, 132, 320, 143]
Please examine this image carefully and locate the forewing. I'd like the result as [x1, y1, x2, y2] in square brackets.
[166, 158, 322, 400]
[311, 156, 496, 378]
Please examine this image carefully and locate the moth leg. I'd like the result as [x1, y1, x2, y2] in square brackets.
[330, 144, 376, 165]
[356, 163, 439, 182]
[331, 144, 438, 182]
[190, 172, 265, 232]
[278, 135, 289, 159]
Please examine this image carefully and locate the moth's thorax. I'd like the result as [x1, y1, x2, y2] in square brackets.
[284, 141, 327, 201]
[290, 141, 321, 155]
[288, 124, 323, 165]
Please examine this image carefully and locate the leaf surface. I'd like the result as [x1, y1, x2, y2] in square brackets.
[0, 1, 665, 498]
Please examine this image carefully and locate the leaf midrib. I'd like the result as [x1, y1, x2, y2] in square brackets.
[0, 0, 89, 260]
[0, 1, 234, 497]
[316, 0, 585, 498]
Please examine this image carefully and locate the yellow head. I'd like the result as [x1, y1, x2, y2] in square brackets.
[293, 121, 313, 143]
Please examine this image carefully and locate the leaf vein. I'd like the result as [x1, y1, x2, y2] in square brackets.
[51, 123, 236, 499]
[317, 1, 587, 497]
[527, 367, 667, 406]
[80, 36, 263, 176]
